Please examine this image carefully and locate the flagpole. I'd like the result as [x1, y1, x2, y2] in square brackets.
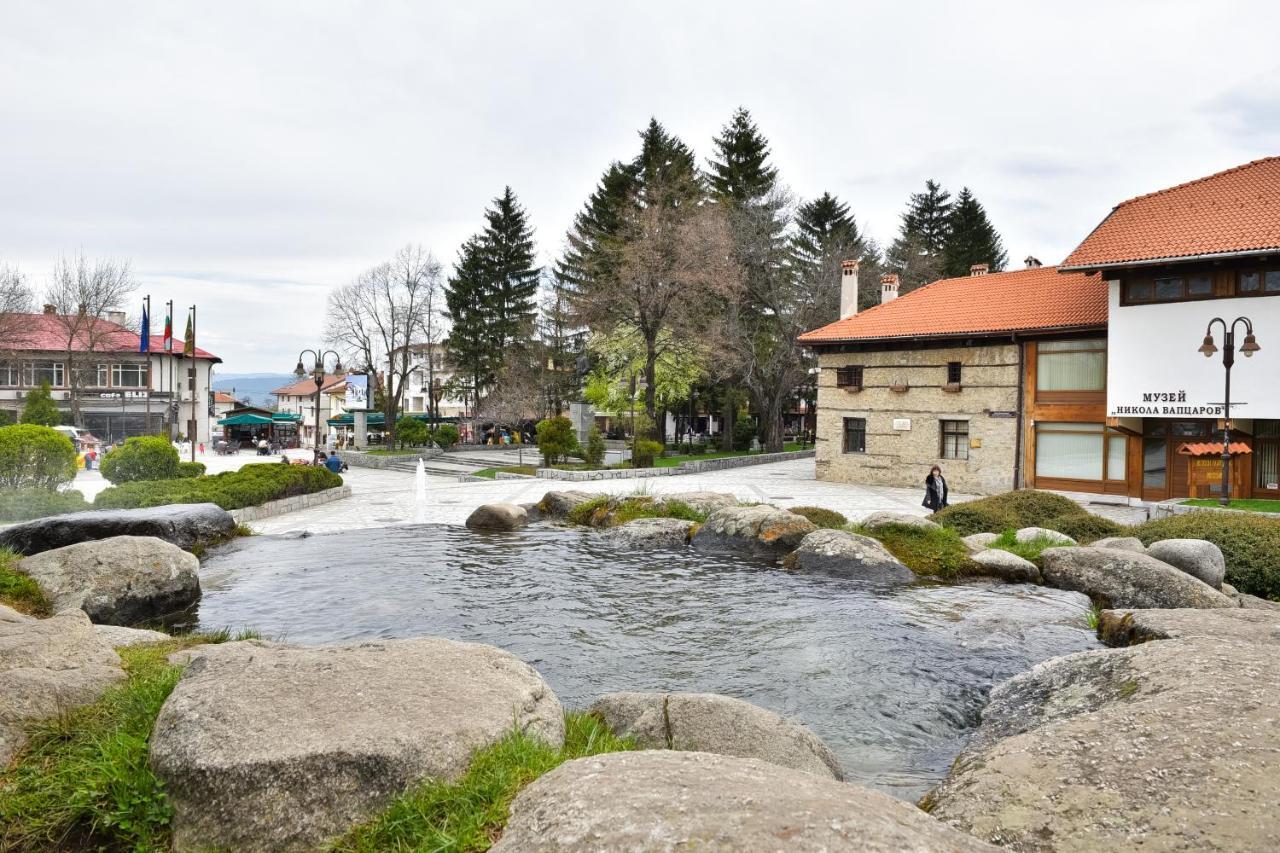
[190, 305, 197, 463]
[166, 300, 174, 439]
[143, 295, 151, 435]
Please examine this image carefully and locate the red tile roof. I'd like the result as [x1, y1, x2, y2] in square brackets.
[1, 312, 220, 361]
[1177, 442, 1252, 457]
[213, 391, 240, 404]
[1062, 157, 1280, 269]
[271, 374, 348, 397]
[798, 266, 1106, 345]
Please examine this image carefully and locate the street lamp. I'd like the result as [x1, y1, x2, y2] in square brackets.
[294, 349, 343, 461]
[1198, 316, 1260, 506]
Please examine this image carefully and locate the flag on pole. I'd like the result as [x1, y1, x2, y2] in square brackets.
[183, 309, 194, 356]
[163, 307, 173, 352]
[139, 301, 150, 353]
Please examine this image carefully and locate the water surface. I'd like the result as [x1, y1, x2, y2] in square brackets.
[197, 524, 1098, 799]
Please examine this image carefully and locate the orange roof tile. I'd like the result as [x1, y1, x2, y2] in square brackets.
[1062, 157, 1280, 269]
[798, 266, 1106, 345]
[1177, 442, 1251, 457]
[271, 374, 348, 397]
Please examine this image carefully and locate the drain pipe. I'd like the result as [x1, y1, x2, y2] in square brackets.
[1013, 332, 1025, 490]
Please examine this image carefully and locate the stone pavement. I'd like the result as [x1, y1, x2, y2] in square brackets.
[250, 459, 955, 534]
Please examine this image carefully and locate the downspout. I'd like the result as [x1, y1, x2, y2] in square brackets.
[1013, 332, 1025, 491]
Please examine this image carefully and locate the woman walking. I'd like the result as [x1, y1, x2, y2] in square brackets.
[923, 465, 949, 513]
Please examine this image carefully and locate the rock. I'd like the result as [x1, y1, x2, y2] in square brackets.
[690, 505, 817, 559]
[0, 603, 36, 624]
[1040, 546, 1236, 609]
[464, 502, 528, 531]
[518, 502, 543, 522]
[150, 637, 563, 852]
[961, 532, 999, 552]
[1237, 592, 1280, 611]
[1013, 526, 1076, 545]
[589, 691, 843, 780]
[970, 548, 1041, 584]
[1092, 535, 1146, 553]
[860, 511, 941, 530]
[493, 750, 996, 853]
[537, 490, 595, 518]
[167, 638, 288, 666]
[783, 529, 913, 583]
[600, 517, 694, 549]
[925, 638, 1280, 852]
[18, 535, 201, 626]
[95, 624, 171, 647]
[0, 502, 236, 556]
[1, 609, 124, 765]
[660, 491, 738, 514]
[1146, 538, 1227, 589]
[1099, 607, 1280, 646]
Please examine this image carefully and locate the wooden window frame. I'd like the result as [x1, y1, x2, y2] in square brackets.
[940, 419, 969, 460]
[1236, 269, 1280, 297]
[1121, 269, 1280, 306]
[1034, 340, 1107, 403]
[842, 417, 866, 454]
[835, 365, 864, 390]
[1033, 421, 1128, 487]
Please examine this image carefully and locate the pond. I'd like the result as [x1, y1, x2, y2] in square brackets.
[196, 524, 1098, 800]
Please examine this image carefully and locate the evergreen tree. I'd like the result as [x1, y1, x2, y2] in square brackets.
[942, 187, 1008, 277]
[707, 107, 778, 203]
[792, 192, 874, 311]
[21, 381, 61, 426]
[887, 179, 952, 291]
[444, 236, 498, 408]
[558, 161, 638, 294]
[481, 186, 541, 351]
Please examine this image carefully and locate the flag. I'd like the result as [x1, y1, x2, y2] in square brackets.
[183, 309, 194, 356]
[139, 301, 150, 353]
[163, 309, 173, 352]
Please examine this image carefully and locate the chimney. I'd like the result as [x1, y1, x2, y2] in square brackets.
[43, 304, 56, 315]
[107, 310, 127, 326]
[839, 259, 860, 319]
[1024, 255, 1043, 269]
[969, 263, 989, 276]
[880, 273, 900, 304]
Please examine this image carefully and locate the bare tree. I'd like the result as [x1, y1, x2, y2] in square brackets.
[43, 253, 137, 424]
[477, 356, 546, 463]
[0, 261, 34, 354]
[325, 244, 443, 449]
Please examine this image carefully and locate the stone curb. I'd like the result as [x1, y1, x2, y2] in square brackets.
[532, 449, 816, 481]
[230, 485, 352, 523]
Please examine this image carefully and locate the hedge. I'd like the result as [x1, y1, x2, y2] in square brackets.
[934, 490, 1085, 535]
[94, 463, 342, 511]
[0, 424, 77, 491]
[1130, 511, 1280, 600]
[0, 488, 92, 523]
[100, 436, 180, 484]
[176, 461, 206, 478]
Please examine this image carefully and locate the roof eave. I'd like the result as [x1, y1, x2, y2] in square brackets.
[799, 322, 1108, 347]
[1060, 246, 1280, 273]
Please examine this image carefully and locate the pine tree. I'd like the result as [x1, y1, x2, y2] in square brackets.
[21, 381, 62, 426]
[481, 186, 541, 352]
[792, 192, 875, 311]
[707, 107, 778, 204]
[444, 236, 498, 408]
[888, 179, 952, 291]
[942, 187, 1008, 277]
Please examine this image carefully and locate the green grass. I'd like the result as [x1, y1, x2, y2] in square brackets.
[365, 449, 433, 456]
[988, 529, 1072, 563]
[0, 547, 50, 617]
[852, 522, 978, 581]
[788, 506, 848, 529]
[650, 441, 804, 468]
[330, 712, 633, 852]
[565, 495, 708, 528]
[1182, 498, 1280, 513]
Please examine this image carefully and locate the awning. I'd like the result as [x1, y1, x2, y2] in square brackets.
[272, 412, 302, 422]
[1177, 442, 1252, 457]
[327, 412, 386, 427]
[218, 413, 273, 426]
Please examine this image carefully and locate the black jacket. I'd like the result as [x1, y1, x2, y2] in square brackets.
[924, 474, 949, 512]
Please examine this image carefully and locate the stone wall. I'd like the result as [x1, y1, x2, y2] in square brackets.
[343, 449, 443, 469]
[229, 485, 352, 523]
[815, 344, 1019, 495]
[532, 449, 816, 481]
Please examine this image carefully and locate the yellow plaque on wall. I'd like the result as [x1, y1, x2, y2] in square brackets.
[970, 437, 982, 449]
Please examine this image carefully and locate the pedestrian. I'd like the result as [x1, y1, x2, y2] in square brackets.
[923, 465, 949, 513]
[323, 452, 344, 474]
[198, 442, 205, 455]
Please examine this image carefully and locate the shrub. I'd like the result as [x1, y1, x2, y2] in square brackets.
[565, 495, 708, 528]
[395, 416, 431, 448]
[935, 489, 1085, 535]
[94, 463, 341, 511]
[584, 426, 605, 467]
[857, 522, 978, 580]
[19, 381, 61, 426]
[631, 439, 663, 469]
[1044, 512, 1123, 544]
[176, 461, 206, 478]
[100, 436, 180, 484]
[431, 423, 460, 448]
[789, 506, 847, 529]
[0, 487, 91, 522]
[732, 415, 757, 451]
[536, 417, 578, 466]
[1130, 510, 1280, 600]
[931, 502, 1018, 537]
[0, 424, 77, 490]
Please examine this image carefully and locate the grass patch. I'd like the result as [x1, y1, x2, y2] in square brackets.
[1182, 498, 1280, 513]
[565, 495, 708, 528]
[0, 630, 251, 852]
[788, 506, 847, 529]
[989, 529, 1072, 563]
[853, 522, 979, 580]
[365, 449, 432, 456]
[0, 547, 50, 617]
[650, 441, 804, 468]
[331, 712, 633, 852]
[1084, 603, 1102, 631]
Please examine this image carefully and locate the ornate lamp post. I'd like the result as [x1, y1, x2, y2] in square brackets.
[1198, 317, 1260, 506]
[294, 349, 343, 462]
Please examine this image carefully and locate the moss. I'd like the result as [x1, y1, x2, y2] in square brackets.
[566, 496, 708, 528]
[1130, 510, 1280, 600]
[1117, 679, 1140, 699]
[855, 522, 979, 581]
[935, 490, 1086, 536]
[0, 548, 50, 617]
[331, 712, 634, 852]
[1043, 513, 1124, 544]
[788, 506, 847, 529]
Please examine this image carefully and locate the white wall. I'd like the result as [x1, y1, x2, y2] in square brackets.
[1106, 281, 1280, 419]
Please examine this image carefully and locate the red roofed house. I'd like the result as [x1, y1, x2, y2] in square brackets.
[271, 373, 349, 449]
[800, 156, 1280, 502]
[0, 305, 221, 444]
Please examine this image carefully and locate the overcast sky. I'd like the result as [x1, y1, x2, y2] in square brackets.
[2, 1, 1278, 375]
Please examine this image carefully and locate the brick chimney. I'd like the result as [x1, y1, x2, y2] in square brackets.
[1024, 255, 1043, 269]
[839, 259, 860, 319]
[880, 273, 900, 304]
[43, 304, 56, 315]
[969, 263, 989, 276]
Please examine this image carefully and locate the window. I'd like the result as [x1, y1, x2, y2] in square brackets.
[946, 362, 962, 385]
[95, 364, 110, 387]
[842, 417, 866, 453]
[1235, 270, 1280, 296]
[941, 420, 969, 460]
[1240, 272, 1260, 293]
[1035, 421, 1127, 483]
[1036, 340, 1106, 394]
[22, 362, 64, 388]
[0, 363, 18, 386]
[1268, 271, 1280, 293]
[111, 363, 148, 388]
[1256, 421, 1280, 492]
[835, 365, 864, 389]
[1124, 274, 1215, 303]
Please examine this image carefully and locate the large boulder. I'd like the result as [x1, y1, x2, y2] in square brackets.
[1, 609, 124, 765]
[1092, 535, 1147, 553]
[660, 490, 738, 514]
[783, 529, 913, 583]
[589, 691, 843, 780]
[19, 536, 201, 626]
[970, 548, 1041, 584]
[95, 624, 172, 648]
[537, 490, 595, 518]
[600, 517, 694, 549]
[1013, 526, 1075, 545]
[1040, 546, 1236, 609]
[0, 502, 236, 556]
[492, 750, 996, 852]
[860, 511, 940, 530]
[925, 638, 1280, 851]
[690, 505, 817, 560]
[961, 532, 1000, 552]
[149, 637, 563, 852]
[1146, 538, 1227, 589]
[464, 502, 528, 531]
[1099, 607, 1280, 647]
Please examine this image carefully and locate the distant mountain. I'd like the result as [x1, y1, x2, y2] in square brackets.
[211, 373, 296, 408]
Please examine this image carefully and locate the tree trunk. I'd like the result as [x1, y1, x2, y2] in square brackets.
[644, 343, 658, 438]
[720, 394, 735, 452]
[762, 389, 785, 453]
